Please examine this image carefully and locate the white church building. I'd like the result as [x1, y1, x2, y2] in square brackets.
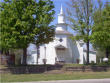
[26, 5, 96, 65]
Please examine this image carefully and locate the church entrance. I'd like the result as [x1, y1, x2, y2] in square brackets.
[55, 45, 66, 63]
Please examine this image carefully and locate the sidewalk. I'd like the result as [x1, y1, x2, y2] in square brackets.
[13, 79, 110, 83]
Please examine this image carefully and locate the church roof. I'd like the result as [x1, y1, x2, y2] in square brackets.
[55, 44, 67, 50]
[55, 30, 73, 36]
[83, 49, 96, 54]
[55, 44, 66, 48]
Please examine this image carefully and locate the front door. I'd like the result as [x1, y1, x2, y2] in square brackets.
[56, 48, 65, 62]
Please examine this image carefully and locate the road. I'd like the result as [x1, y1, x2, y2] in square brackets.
[14, 79, 110, 83]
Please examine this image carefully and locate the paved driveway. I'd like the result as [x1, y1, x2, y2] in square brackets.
[14, 79, 110, 83]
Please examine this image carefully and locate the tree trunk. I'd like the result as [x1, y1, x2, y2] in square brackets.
[86, 40, 89, 64]
[5, 50, 9, 56]
[106, 47, 109, 58]
[37, 45, 40, 65]
[22, 48, 27, 65]
[0, 48, 4, 55]
[86, 0, 90, 65]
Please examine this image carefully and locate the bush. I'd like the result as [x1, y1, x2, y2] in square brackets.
[96, 56, 110, 66]
[90, 61, 96, 66]
[108, 56, 110, 65]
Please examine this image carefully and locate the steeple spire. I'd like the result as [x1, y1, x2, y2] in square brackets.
[56, 4, 67, 31]
[60, 4, 63, 15]
[58, 4, 65, 24]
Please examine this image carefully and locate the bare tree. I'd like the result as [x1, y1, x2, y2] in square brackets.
[66, 0, 95, 64]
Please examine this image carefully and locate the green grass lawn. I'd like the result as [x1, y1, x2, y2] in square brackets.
[1, 71, 110, 82]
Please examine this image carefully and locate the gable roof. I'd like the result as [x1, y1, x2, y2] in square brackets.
[83, 49, 96, 54]
[55, 30, 73, 36]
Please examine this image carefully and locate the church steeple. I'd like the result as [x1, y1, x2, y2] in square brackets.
[58, 4, 65, 24]
[56, 4, 67, 31]
[60, 4, 63, 15]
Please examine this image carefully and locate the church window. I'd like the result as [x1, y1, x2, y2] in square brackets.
[59, 38, 63, 42]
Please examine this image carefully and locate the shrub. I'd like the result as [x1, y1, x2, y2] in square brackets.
[90, 61, 96, 66]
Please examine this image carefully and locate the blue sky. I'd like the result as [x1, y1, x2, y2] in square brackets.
[1, 0, 109, 35]
[51, 0, 109, 34]
[51, 0, 68, 25]
[0, 0, 109, 50]
[52, 0, 109, 24]
[52, 0, 74, 33]
[51, 0, 109, 50]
